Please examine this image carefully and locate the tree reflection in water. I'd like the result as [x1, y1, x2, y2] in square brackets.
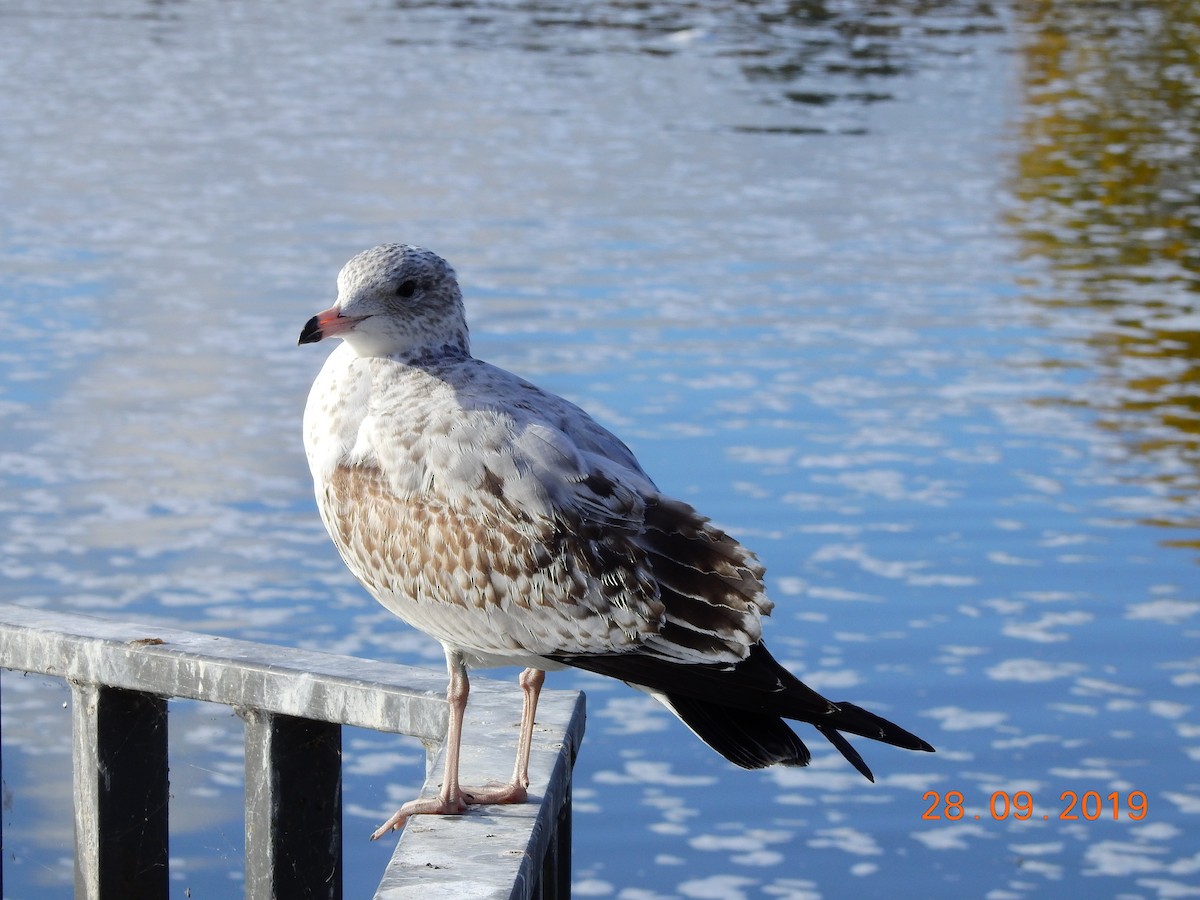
[1010, 0, 1200, 547]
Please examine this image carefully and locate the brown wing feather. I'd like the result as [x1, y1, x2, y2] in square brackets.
[634, 495, 771, 664]
[319, 455, 774, 669]
[319, 462, 666, 656]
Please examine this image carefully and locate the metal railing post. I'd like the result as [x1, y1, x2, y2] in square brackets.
[71, 682, 169, 900]
[242, 708, 343, 900]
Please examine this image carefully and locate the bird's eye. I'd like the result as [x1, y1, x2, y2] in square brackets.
[396, 280, 418, 298]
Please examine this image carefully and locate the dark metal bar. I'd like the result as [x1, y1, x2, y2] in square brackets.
[243, 708, 343, 900]
[553, 789, 573, 900]
[536, 832, 553, 900]
[71, 683, 169, 900]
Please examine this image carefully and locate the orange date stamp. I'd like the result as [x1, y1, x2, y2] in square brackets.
[922, 790, 1148, 822]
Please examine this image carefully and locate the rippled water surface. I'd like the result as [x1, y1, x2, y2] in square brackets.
[2, 1, 1198, 898]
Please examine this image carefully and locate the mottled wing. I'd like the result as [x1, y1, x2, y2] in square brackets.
[309, 352, 772, 668]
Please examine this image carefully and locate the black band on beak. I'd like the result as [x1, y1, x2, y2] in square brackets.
[298, 315, 323, 345]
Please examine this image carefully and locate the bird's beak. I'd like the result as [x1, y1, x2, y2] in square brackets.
[298, 306, 362, 345]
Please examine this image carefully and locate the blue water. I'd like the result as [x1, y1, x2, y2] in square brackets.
[2, 2, 1197, 898]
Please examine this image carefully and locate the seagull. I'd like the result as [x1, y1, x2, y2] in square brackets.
[299, 244, 934, 839]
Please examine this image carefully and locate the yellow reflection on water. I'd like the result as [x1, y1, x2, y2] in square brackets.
[1010, 0, 1200, 546]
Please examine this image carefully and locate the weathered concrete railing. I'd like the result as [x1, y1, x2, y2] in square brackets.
[0, 603, 585, 900]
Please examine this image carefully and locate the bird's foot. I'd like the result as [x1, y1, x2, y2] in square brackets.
[461, 779, 528, 806]
[369, 794, 469, 841]
[369, 781, 528, 841]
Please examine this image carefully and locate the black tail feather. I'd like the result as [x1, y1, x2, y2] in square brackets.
[662, 693, 811, 769]
[815, 724, 874, 781]
[824, 701, 936, 754]
[554, 641, 934, 778]
[554, 642, 840, 720]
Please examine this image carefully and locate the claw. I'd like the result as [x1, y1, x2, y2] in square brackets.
[369, 794, 469, 840]
[370, 780, 528, 840]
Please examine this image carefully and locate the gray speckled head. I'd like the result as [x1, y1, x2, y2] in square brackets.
[325, 244, 470, 360]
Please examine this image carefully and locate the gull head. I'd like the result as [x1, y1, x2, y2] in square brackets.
[298, 244, 470, 360]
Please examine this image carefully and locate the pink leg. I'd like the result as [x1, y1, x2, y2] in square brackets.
[509, 667, 545, 790]
[370, 656, 544, 841]
[447, 666, 543, 807]
[371, 648, 472, 840]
